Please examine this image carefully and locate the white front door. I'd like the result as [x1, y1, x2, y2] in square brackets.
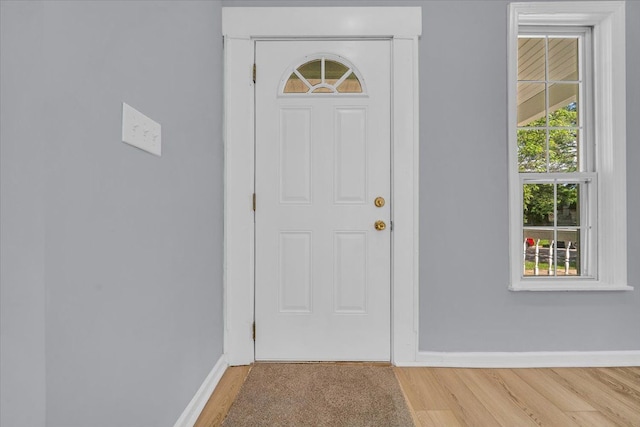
[255, 40, 391, 361]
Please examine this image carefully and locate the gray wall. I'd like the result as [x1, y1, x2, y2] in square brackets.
[223, 0, 640, 352]
[1, 2, 47, 426]
[418, 0, 640, 352]
[1, 1, 224, 426]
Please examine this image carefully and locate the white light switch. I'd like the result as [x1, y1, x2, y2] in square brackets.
[122, 103, 161, 156]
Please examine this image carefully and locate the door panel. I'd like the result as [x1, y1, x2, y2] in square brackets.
[278, 231, 312, 313]
[334, 108, 368, 204]
[255, 40, 391, 361]
[279, 108, 312, 204]
[333, 231, 368, 313]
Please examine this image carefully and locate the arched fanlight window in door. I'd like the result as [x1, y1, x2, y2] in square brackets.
[282, 54, 365, 95]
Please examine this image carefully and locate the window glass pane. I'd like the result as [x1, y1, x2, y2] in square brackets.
[517, 83, 546, 126]
[298, 60, 322, 86]
[549, 38, 579, 81]
[556, 229, 580, 275]
[523, 229, 555, 276]
[549, 83, 579, 127]
[284, 73, 308, 93]
[523, 183, 554, 226]
[518, 37, 546, 81]
[337, 73, 362, 93]
[312, 87, 333, 93]
[324, 60, 349, 85]
[549, 129, 578, 172]
[518, 129, 547, 172]
[556, 183, 580, 226]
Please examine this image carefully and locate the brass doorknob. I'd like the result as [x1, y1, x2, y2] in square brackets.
[374, 197, 385, 207]
[374, 220, 386, 231]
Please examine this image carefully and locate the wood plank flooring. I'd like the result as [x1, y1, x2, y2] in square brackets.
[395, 367, 640, 427]
[194, 365, 251, 427]
[194, 365, 640, 426]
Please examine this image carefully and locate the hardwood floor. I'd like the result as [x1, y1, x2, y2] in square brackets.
[194, 365, 251, 427]
[194, 365, 640, 426]
[395, 367, 640, 427]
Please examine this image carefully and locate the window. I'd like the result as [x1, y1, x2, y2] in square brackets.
[282, 55, 364, 95]
[508, 2, 631, 291]
[518, 29, 594, 279]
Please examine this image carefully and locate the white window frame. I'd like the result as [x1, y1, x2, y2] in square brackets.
[222, 7, 422, 365]
[508, 2, 632, 291]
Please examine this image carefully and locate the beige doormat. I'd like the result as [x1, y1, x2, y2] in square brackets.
[221, 363, 414, 427]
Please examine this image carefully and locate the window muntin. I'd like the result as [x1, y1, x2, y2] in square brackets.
[517, 28, 595, 280]
[282, 55, 364, 95]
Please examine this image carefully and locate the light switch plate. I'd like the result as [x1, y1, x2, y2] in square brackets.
[122, 103, 161, 156]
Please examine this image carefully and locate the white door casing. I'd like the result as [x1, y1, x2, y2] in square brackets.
[222, 7, 421, 365]
[255, 40, 391, 361]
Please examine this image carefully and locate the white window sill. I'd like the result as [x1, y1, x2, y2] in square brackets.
[510, 281, 634, 292]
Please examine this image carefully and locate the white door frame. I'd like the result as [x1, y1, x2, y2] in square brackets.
[222, 7, 421, 366]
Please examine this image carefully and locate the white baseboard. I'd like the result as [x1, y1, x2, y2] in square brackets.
[395, 350, 640, 368]
[173, 354, 228, 427]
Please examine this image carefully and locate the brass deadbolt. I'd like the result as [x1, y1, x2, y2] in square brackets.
[374, 197, 385, 207]
[374, 220, 386, 231]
